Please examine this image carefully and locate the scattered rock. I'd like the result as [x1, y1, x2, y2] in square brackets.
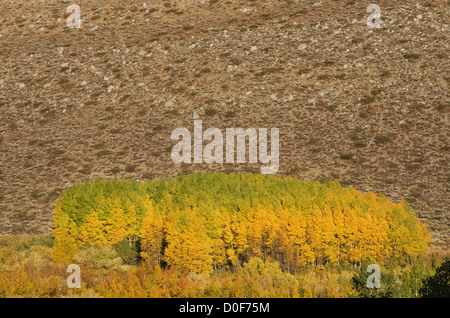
[165, 101, 175, 109]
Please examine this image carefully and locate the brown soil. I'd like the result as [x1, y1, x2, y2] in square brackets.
[0, 0, 448, 248]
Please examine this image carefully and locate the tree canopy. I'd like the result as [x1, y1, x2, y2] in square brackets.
[52, 173, 431, 274]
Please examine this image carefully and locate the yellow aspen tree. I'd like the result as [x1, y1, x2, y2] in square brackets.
[415, 222, 432, 255]
[287, 211, 308, 268]
[264, 207, 281, 262]
[231, 215, 249, 264]
[322, 205, 338, 265]
[125, 204, 139, 247]
[307, 206, 323, 265]
[342, 207, 359, 265]
[218, 211, 238, 267]
[140, 207, 164, 267]
[276, 209, 292, 270]
[246, 209, 264, 258]
[390, 225, 411, 256]
[364, 210, 386, 262]
[332, 207, 345, 265]
[212, 238, 227, 271]
[378, 219, 392, 260]
[356, 212, 370, 263]
[303, 283, 314, 298]
[80, 210, 107, 246]
[52, 204, 79, 263]
[300, 237, 316, 266]
[104, 198, 127, 244]
[164, 225, 213, 274]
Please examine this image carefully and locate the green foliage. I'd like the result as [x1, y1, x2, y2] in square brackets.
[204, 108, 217, 116]
[374, 134, 391, 145]
[397, 256, 429, 297]
[114, 239, 141, 265]
[29, 235, 54, 248]
[73, 245, 123, 270]
[350, 263, 399, 298]
[420, 258, 450, 298]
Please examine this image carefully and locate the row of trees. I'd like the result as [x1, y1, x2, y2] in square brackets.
[52, 173, 431, 274]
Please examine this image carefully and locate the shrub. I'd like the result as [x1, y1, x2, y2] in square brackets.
[340, 153, 354, 160]
[96, 150, 111, 157]
[114, 239, 141, 265]
[125, 164, 137, 173]
[205, 108, 217, 116]
[73, 245, 123, 270]
[110, 167, 121, 175]
[58, 78, 75, 89]
[374, 134, 391, 145]
[404, 53, 420, 60]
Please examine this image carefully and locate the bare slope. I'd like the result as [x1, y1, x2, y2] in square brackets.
[0, 0, 448, 247]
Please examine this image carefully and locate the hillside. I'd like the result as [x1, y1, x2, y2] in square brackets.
[0, 0, 448, 248]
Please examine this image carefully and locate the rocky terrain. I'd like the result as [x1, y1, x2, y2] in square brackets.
[0, 0, 448, 248]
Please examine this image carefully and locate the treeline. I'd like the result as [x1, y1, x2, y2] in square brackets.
[52, 173, 431, 274]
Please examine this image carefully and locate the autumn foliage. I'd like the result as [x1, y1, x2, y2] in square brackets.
[52, 173, 431, 274]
